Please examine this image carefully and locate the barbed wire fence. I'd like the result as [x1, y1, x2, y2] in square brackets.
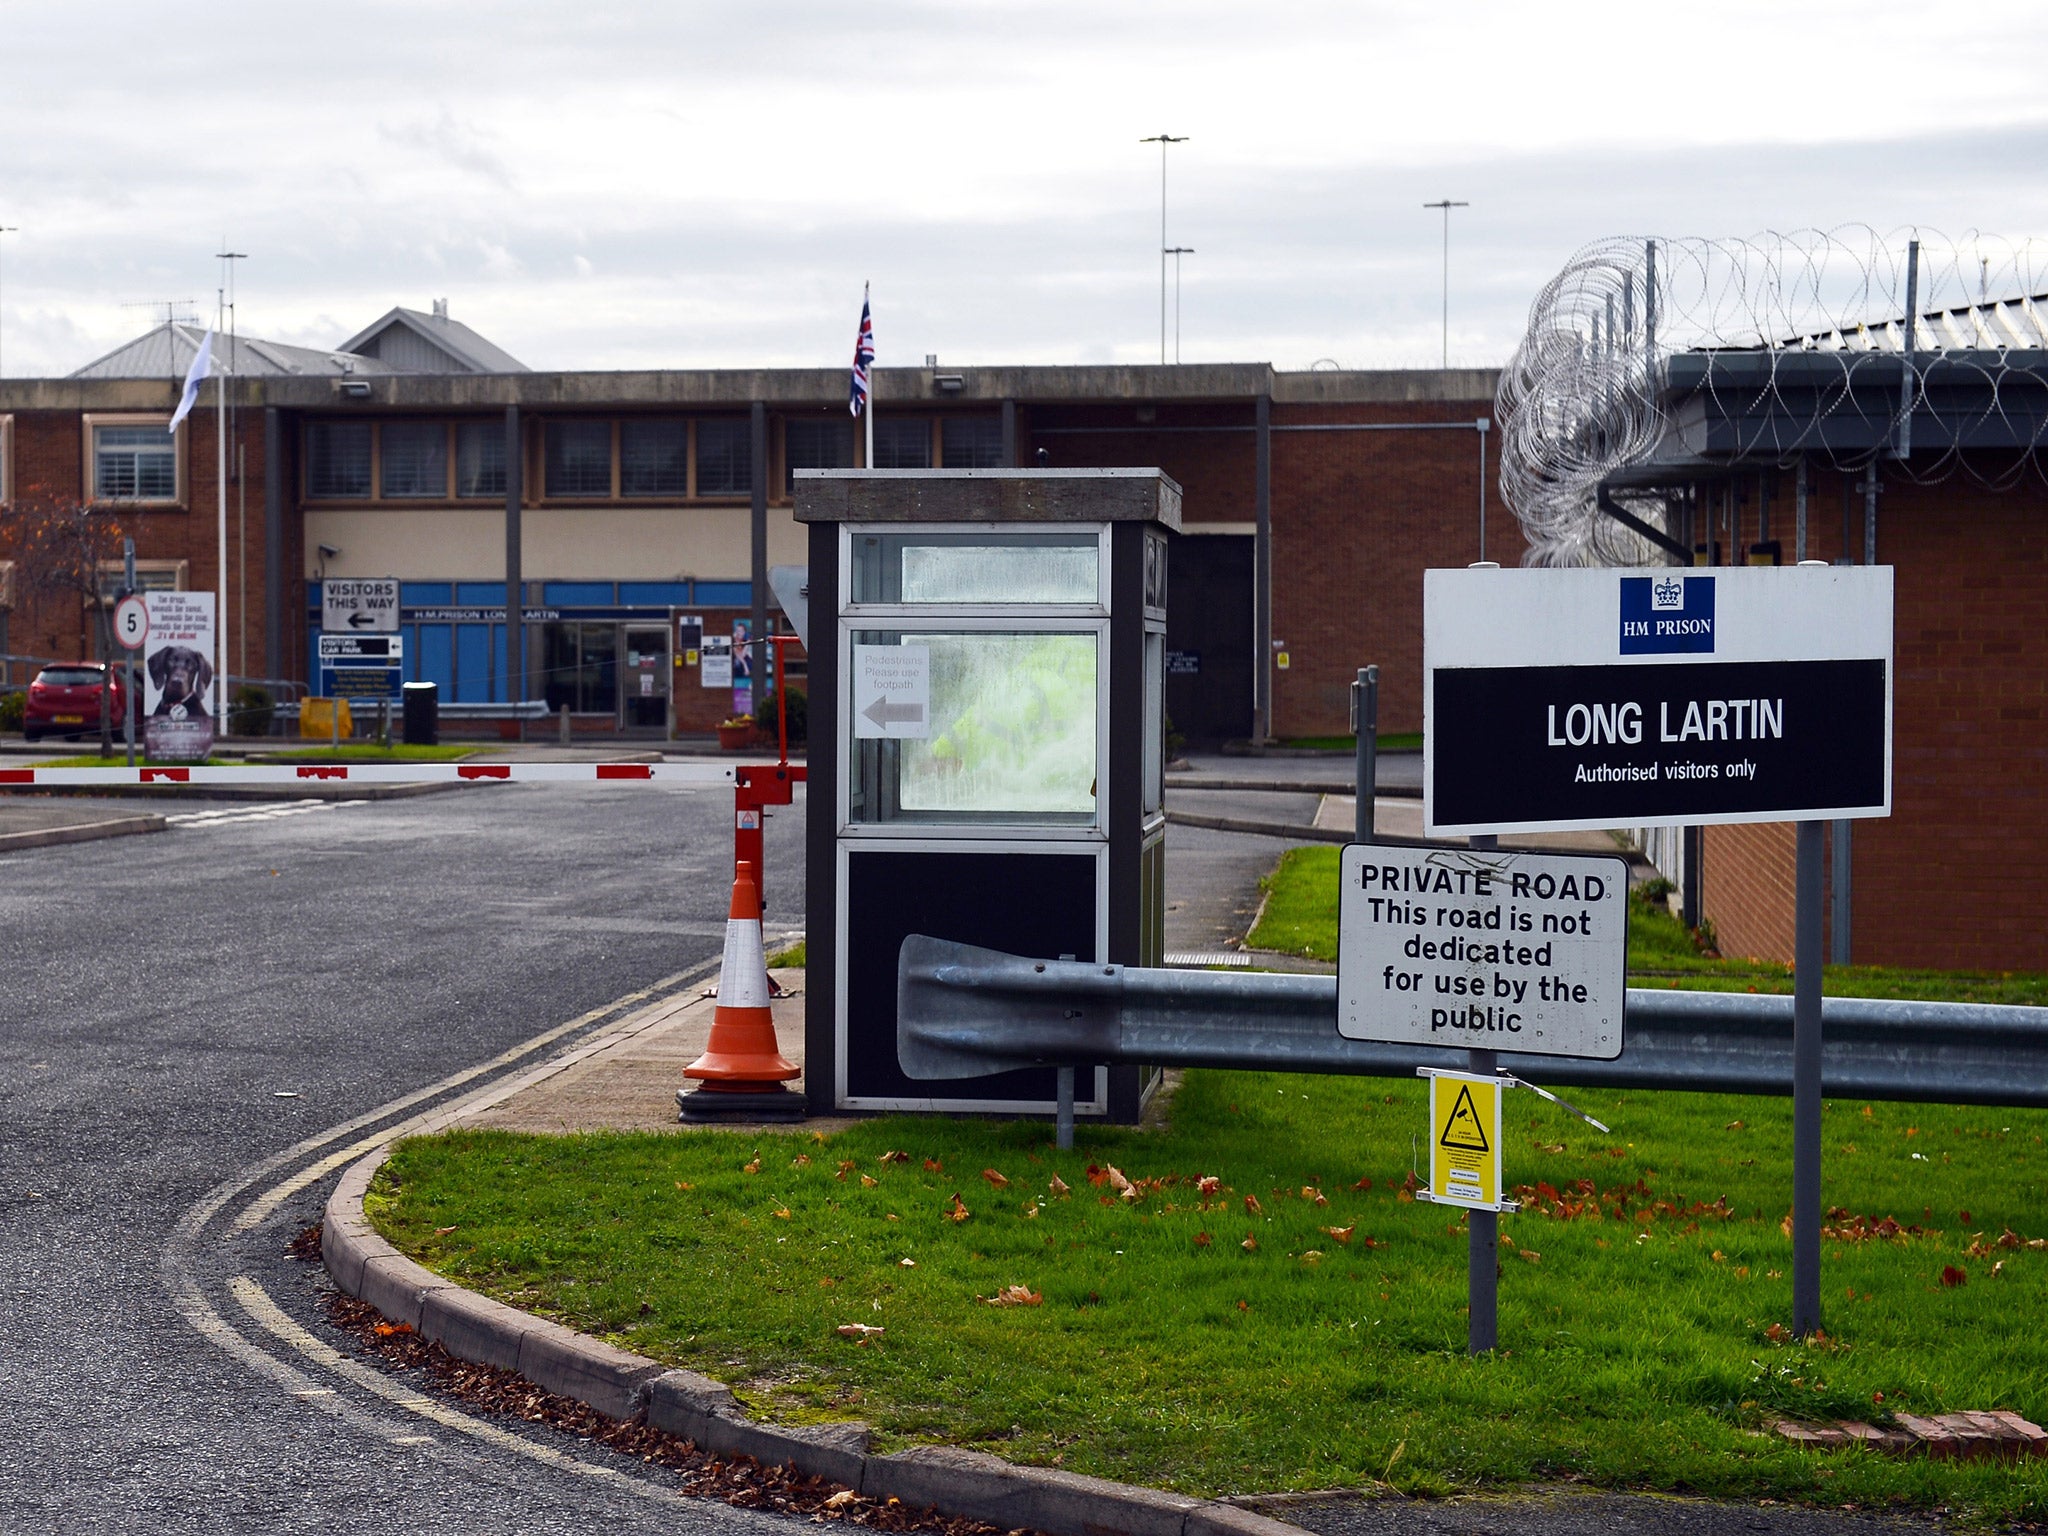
[1495, 227, 2048, 567]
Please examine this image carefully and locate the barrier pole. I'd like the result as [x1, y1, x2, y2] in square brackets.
[1467, 830, 1499, 1354]
[1794, 819, 1824, 1336]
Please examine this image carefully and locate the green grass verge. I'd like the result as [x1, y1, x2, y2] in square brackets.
[31, 754, 232, 768]
[374, 1082, 2048, 1517]
[1245, 846, 2048, 1005]
[768, 939, 807, 968]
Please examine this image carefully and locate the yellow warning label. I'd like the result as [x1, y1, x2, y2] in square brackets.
[1427, 1072, 1502, 1210]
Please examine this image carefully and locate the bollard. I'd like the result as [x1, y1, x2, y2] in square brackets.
[378, 697, 391, 748]
[559, 702, 571, 747]
[330, 695, 340, 747]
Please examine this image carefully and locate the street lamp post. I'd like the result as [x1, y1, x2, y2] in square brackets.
[1140, 134, 1188, 364]
[1423, 199, 1468, 369]
[0, 225, 18, 378]
[1166, 247, 1194, 363]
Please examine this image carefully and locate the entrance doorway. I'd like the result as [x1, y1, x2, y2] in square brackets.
[622, 625, 669, 731]
[1164, 533, 1252, 745]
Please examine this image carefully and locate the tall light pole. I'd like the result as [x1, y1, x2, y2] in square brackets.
[0, 226, 18, 378]
[1423, 199, 1468, 368]
[1140, 134, 1188, 364]
[1166, 247, 1194, 363]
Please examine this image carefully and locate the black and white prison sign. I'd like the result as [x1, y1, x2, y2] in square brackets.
[321, 577, 400, 634]
[1338, 845, 1628, 1059]
[1424, 566, 1893, 836]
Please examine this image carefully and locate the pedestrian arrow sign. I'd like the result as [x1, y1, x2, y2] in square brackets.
[852, 643, 931, 740]
[1421, 1069, 1509, 1212]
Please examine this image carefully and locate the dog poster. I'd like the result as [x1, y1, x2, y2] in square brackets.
[141, 591, 216, 761]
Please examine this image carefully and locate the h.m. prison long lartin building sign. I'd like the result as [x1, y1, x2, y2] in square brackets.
[1423, 565, 1893, 837]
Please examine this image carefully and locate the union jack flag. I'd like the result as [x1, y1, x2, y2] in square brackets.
[849, 284, 874, 416]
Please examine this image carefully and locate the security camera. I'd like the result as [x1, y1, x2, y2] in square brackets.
[318, 544, 341, 560]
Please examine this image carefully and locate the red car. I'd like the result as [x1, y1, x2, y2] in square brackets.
[24, 663, 134, 742]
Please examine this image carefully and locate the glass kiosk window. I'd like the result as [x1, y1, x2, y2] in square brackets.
[849, 631, 1098, 825]
[852, 530, 1099, 606]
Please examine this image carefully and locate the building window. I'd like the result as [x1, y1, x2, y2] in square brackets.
[872, 417, 931, 469]
[696, 419, 752, 495]
[784, 417, 854, 494]
[93, 422, 179, 501]
[307, 421, 373, 498]
[621, 419, 687, 496]
[941, 416, 1004, 469]
[380, 421, 449, 499]
[455, 421, 506, 498]
[545, 420, 612, 497]
[540, 622, 617, 713]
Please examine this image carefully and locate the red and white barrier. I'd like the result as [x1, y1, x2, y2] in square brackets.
[0, 761, 738, 789]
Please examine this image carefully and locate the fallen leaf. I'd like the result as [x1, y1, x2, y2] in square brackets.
[948, 1194, 972, 1223]
[1397, 1189, 1415, 1203]
[861, 1174, 879, 1189]
[923, 1158, 944, 1172]
[371, 1322, 413, 1338]
[1197, 1176, 1222, 1196]
[1765, 1322, 1789, 1342]
[1538, 1143, 1565, 1155]
[1518, 1249, 1541, 1263]
[983, 1284, 1042, 1307]
[1193, 1232, 1212, 1248]
[885, 1213, 899, 1222]
[1725, 1120, 1744, 1131]
[1711, 1250, 1726, 1263]
[773, 1207, 791, 1220]
[1861, 1105, 1873, 1118]
[818, 1277, 837, 1288]
[1048, 1175, 1071, 1199]
[1241, 1233, 1258, 1251]
[1959, 1209, 1974, 1224]
[1301, 1250, 1323, 1264]
[743, 1157, 761, 1174]
[1941, 1265, 1967, 1288]
[434, 1225, 459, 1236]
[825, 1490, 859, 1509]
[1992, 1260, 2005, 1276]
[880, 1150, 910, 1164]
[982, 1169, 1011, 1189]
[1104, 1165, 1134, 1195]
[811, 1130, 828, 1145]
[792, 1154, 811, 1168]
[674, 1180, 695, 1191]
[1323, 1225, 1356, 1244]
[1236, 1299, 1250, 1312]
[899, 1258, 916, 1268]
[1244, 1194, 1263, 1215]
[837, 1161, 857, 1180]
[1022, 1201, 1040, 1219]
[1735, 1265, 1749, 1277]
[836, 1322, 884, 1339]
[1350, 1177, 1373, 1191]
[1767, 1270, 1782, 1280]
[1302, 1187, 1329, 1206]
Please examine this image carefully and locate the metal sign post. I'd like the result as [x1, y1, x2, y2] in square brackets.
[1467, 830, 1499, 1355]
[117, 540, 141, 766]
[1794, 820, 1824, 1335]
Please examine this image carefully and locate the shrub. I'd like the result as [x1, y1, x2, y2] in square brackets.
[0, 689, 23, 732]
[229, 685, 274, 737]
[769, 685, 807, 745]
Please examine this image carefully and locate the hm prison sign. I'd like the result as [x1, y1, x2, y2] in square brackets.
[1424, 565, 1893, 837]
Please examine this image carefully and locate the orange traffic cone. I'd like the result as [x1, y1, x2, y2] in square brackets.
[678, 862, 803, 1122]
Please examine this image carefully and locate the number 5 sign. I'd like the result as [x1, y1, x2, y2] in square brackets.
[114, 594, 149, 651]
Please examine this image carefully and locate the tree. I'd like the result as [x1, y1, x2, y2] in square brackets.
[0, 493, 135, 751]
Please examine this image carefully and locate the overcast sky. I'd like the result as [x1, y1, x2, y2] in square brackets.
[4, 0, 2047, 379]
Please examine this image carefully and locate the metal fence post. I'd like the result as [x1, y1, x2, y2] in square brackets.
[1794, 819, 1825, 1336]
[559, 703, 571, 748]
[1467, 831, 1499, 1355]
[1352, 666, 1378, 844]
[1055, 1065, 1075, 1152]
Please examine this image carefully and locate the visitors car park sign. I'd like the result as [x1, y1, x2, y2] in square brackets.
[1424, 565, 1893, 836]
[1338, 844, 1627, 1059]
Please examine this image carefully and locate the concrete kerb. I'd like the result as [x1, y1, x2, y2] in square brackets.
[322, 1144, 1305, 1536]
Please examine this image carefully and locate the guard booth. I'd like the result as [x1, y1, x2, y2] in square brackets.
[797, 469, 1176, 1122]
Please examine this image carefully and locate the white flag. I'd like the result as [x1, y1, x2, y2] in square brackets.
[168, 328, 214, 433]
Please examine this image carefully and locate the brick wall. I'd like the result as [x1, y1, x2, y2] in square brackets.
[1269, 401, 1514, 736]
[1698, 465, 2048, 972]
[3, 407, 270, 676]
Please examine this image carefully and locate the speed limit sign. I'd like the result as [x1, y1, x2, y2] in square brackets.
[113, 594, 149, 651]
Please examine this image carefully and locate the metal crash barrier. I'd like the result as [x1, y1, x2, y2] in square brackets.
[896, 935, 2048, 1109]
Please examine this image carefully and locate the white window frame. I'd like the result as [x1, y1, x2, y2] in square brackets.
[84, 413, 185, 508]
[0, 414, 13, 508]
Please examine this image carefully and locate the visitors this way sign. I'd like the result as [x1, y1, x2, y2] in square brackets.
[1424, 565, 1893, 836]
[1337, 844, 1627, 1058]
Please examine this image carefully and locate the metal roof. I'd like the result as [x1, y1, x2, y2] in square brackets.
[336, 306, 529, 373]
[68, 322, 392, 380]
[1776, 291, 2048, 353]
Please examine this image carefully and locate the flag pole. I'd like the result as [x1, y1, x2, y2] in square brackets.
[216, 337, 228, 735]
[863, 281, 875, 470]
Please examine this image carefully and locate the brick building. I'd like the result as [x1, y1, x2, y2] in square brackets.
[0, 319, 1502, 740]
